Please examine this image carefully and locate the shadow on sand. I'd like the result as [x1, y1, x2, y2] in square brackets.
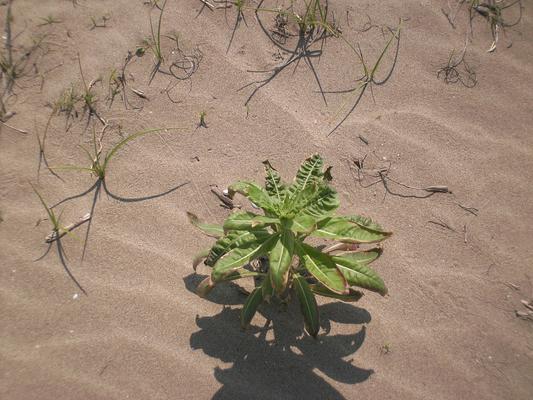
[187, 273, 373, 400]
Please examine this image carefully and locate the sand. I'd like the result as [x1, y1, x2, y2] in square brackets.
[1, 0, 532, 399]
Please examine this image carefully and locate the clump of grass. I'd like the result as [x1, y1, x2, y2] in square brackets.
[442, 0, 523, 51]
[224, 0, 248, 53]
[31, 183, 87, 295]
[326, 21, 402, 136]
[52, 127, 164, 181]
[239, 0, 341, 106]
[49, 126, 188, 261]
[77, 54, 106, 126]
[437, 43, 477, 87]
[472, 0, 523, 51]
[143, 0, 167, 84]
[51, 85, 81, 129]
[1, 1, 48, 121]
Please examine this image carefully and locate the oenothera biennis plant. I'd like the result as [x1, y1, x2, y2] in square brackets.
[189, 154, 391, 337]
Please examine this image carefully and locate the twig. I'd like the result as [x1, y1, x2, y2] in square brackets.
[198, 0, 215, 10]
[210, 186, 240, 209]
[455, 201, 479, 216]
[45, 212, 91, 243]
[0, 120, 28, 134]
[428, 219, 456, 232]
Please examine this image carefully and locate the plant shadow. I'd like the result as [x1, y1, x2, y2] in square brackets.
[189, 284, 373, 399]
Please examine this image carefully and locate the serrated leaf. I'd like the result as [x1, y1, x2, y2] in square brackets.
[241, 287, 263, 329]
[346, 215, 389, 233]
[269, 230, 295, 293]
[294, 275, 320, 337]
[310, 284, 363, 302]
[293, 184, 339, 219]
[293, 153, 324, 191]
[263, 160, 287, 202]
[187, 212, 224, 238]
[223, 211, 280, 231]
[228, 181, 277, 213]
[332, 253, 387, 295]
[312, 216, 391, 243]
[205, 230, 270, 267]
[212, 234, 277, 281]
[295, 242, 348, 294]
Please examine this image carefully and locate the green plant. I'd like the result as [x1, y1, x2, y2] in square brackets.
[1, 1, 47, 121]
[190, 154, 391, 337]
[240, 0, 340, 106]
[31, 183, 64, 236]
[31, 183, 87, 294]
[143, 0, 167, 84]
[50, 127, 181, 261]
[327, 22, 401, 136]
[77, 55, 106, 125]
[52, 127, 170, 181]
[198, 110, 207, 128]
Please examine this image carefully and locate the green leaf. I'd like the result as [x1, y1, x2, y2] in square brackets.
[103, 128, 180, 170]
[241, 287, 263, 329]
[228, 181, 277, 213]
[212, 234, 277, 281]
[291, 213, 318, 233]
[187, 212, 224, 238]
[263, 160, 286, 202]
[293, 153, 324, 191]
[31, 183, 58, 228]
[223, 211, 280, 231]
[310, 284, 363, 302]
[293, 184, 339, 219]
[346, 215, 389, 233]
[295, 242, 348, 294]
[269, 230, 295, 293]
[335, 247, 382, 264]
[205, 230, 270, 267]
[293, 275, 320, 337]
[261, 273, 274, 302]
[218, 269, 263, 282]
[312, 216, 391, 243]
[332, 253, 387, 295]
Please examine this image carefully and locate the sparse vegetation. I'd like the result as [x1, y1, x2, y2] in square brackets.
[31, 183, 87, 294]
[198, 110, 207, 128]
[437, 44, 477, 87]
[38, 15, 62, 26]
[190, 154, 390, 337]
[1, 1, 49, 123]
[143, 0, 166, 84]
[326, 21, 402, 135]
[442, 0, 523, 51]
